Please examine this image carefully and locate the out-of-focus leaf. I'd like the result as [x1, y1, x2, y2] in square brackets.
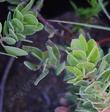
[12, 18, 24, 32]
[13, 8, 24, 21]
[97, 68, 110, 82]
[7, 12, 12, 21]
[23, 14, 38, 25]
[24, 61, 38, 71]
[56, 62, 65, 75]
[47, 46, 57, 64]
[16, 33, 26, 40]
[0, 22, 2, 34]
[79, 34, 87, 51]
[71, 50, 86, 61]
[87, 46, 100, 64]
[67, 52, 78, 66]
[70, 39, 82, 50]
[3, 37, 16, 45]
[21, 0, 34, 14]
[66, 66, 82, 77]
[4, 46, 28, 56]
[34, 69, 49, 86]
[23, 24, 42, 35]
[9, 29, 18, 41]
[3, 21, 8, 36]
[23, 45, 43, 60]
[7, 21, 14, 30]
[87, 39, 97, 56]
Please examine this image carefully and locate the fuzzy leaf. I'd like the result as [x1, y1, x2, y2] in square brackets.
[23, 24, 42, 35]
[23, 45, 43, 60]
[79, 34, 87, 51]
[24, 61, 38, 71]
[87, 46, 100, 64]
[0, 22, 2, 34]
[47, 46, 57, 64]
[87, 39, 97, 56]
[67, 52, 78, 66]
[56, 62, 65, 75]
[9, 29, 18, 41]
[3, 37, 16, 45]
[70, 39, 82, 50]
[4, 46, 28, 56]
[34, 69, 49, 86]
[13, 8, 24, 21]
[16, 33, 26, 40]
[66, 66, 82, 77]
[21, 0, 34, 14]
[23, 14, 38, 25]
[12, 18, 24, 32]
[3, 21, 8, 36]
[72, 50, 86, 61]
[7, 21, 14, 30]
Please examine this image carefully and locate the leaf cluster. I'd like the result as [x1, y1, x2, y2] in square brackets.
[23, 41, 65, 85]
[0, 0, 43, 57]
[65, 34, 110, 111]
[70, 0, 107, 20]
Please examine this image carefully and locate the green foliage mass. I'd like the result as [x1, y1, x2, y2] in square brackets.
[65, 34, 110, 112]
[70, 0, 106, 20]
[0, 0, 43, 57]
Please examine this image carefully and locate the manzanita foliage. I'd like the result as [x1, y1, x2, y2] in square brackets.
[65, 34, 110, 112]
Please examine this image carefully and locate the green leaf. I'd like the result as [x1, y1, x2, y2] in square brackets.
[0, 51, 17, 58]
[76, 62, 95, 73]
[34, 69, 49, 86]
[16, 33, 26, 40]
[23, 25, 41, 35]
[13, 8, 24, 21]
[79, 34, 87, 51]
[22, 45, 43, 60]
[36, 23, 44, 31]
[87, 39, 97, 56]
[7, 21, 14, 30]
[0, 22, 2, 34]
[3, 21, 8, 36]
[70, 39, 82, 50]
[12, 18, 24, 32]
[24, 61, 38, 71]
[52, 45, 61, 60]
[67, 52, 78, 66]
[9, 29, 18, 41]
[56, 62, 65, 75]
[67, 76, 82, 85]
[21, 0, 35, 14]
[71, 50, 87, 61]
[6, 0, 19, 4]
[66, 66, 82, 77]
[97, 68, 110, 82]
[7, 12, 12, 21]
[23, 14, 38, 25]
[4, 46, 28, 56]
[47, 46, 57, 65]
[87, 46, 100, 64]
[3, 37, 16, 45]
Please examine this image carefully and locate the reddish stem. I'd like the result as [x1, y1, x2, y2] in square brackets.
[97, 37, 110, 46]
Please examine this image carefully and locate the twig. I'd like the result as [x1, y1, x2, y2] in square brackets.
[37, 13, 68, 38]
[48, 19, 110, 31]
[98, 0, 110, 20]
[0, 42, 21, 112]
[0, 57, 15, 112]
[97, 37, 110, 45]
